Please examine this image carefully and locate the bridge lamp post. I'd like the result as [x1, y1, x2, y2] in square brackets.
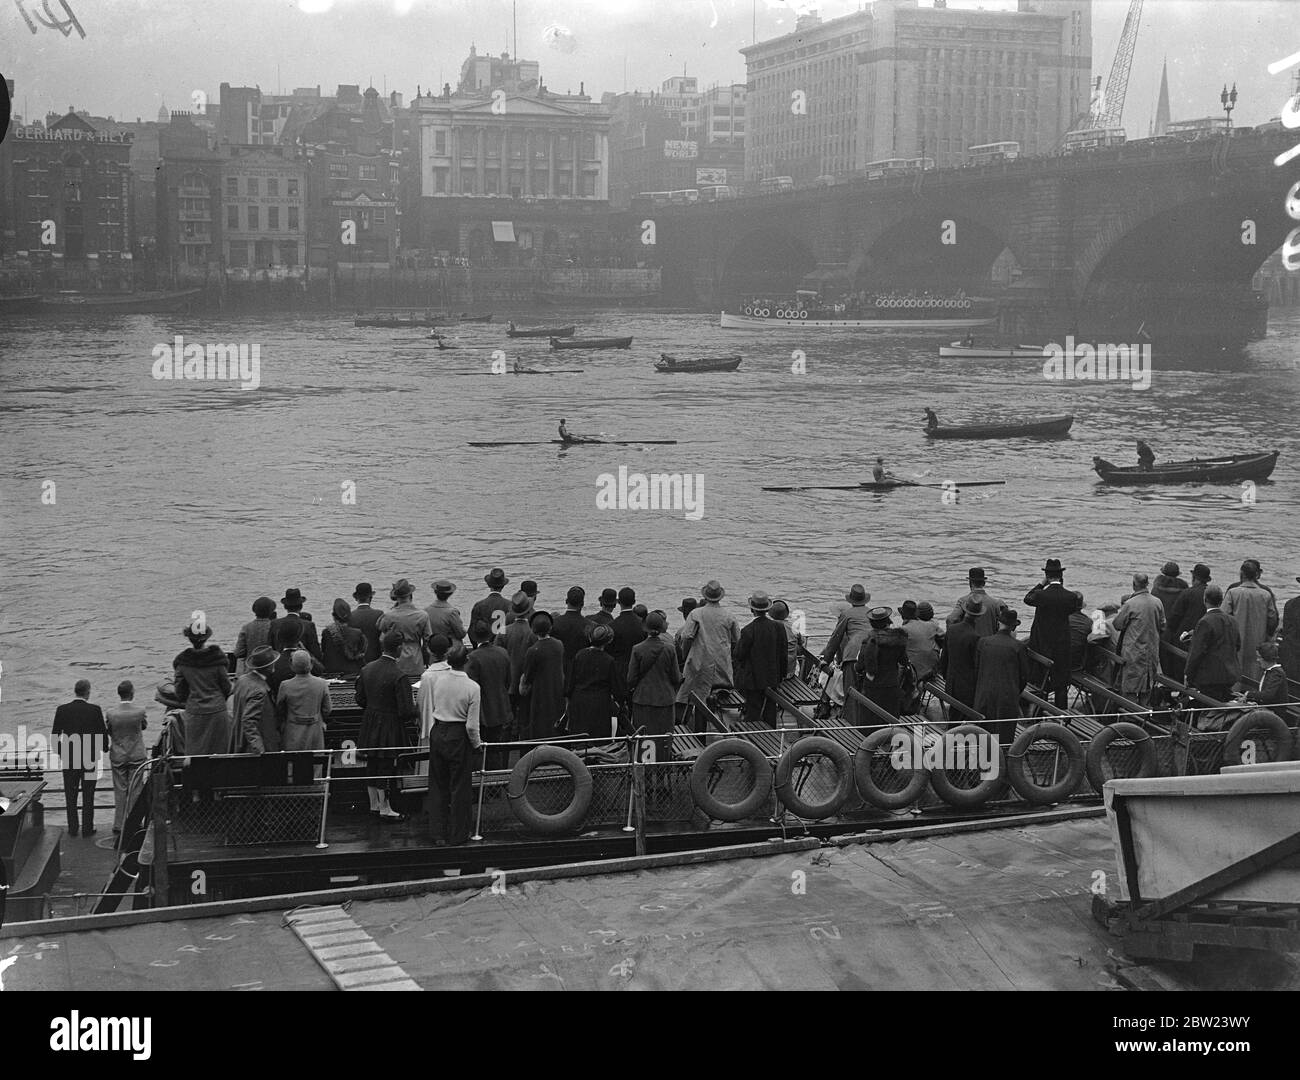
[1221, 83, 1238, 131]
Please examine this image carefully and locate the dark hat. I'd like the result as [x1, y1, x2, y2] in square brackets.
[867, 605, 893, 627]
[900, 600, 918, 619]
[429, 633, 452, 657]
[845, 583, 868, 604]
[917, 601, 934, 619]
[155, 680, 183, 708]
[390, 577, 414, 600]
[748, 591, 773, 612]
[252, 595, 277, 618]
[529, 610, 553, 632]
[469, 619, 493, 643]
[566, 585, 586, 606]
[432, 578, 456, 595]
[381, 628, 404, 652]
[1101, 601, 1120, 614]
[248, 645, 279, 671]
[998, 606, 1021, 628]
[617, 586, 636, 606]
[281, 587, 306, 607]
[633, 603, 648, 620]
[645, 610, 668, 633]
[589, 623, 614, 646]
[770, 599, 790, 619]
[702, 580, 725, 601]
[183, 623, 213, 643]
[962, 598, 984, 617]
[678, 597, 698, 616]
[1161, 561, 1181, 577]
[521, 579, 538, 597]
[484, 568, 509, 590]
[1193, 563, 1212, 582]
[353, 582, 374, 601]
[510, 591, 531, 614]
[968, 567, 987, 585]
[332, 598, 352, 622]
[1042, 559, 1064, 577]
[599, 587, 618, 606]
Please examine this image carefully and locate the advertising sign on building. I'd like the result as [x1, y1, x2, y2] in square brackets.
[663, 140, 698, 160]
[695, 167, 727, 186]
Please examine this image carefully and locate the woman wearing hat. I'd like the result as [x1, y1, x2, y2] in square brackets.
[856, 608, 908, 721]
[378, 579, 432, 678]
[1152, 561, 1188, 616]
[173, 623, 233, 757]
[277, 651, 333, 771]
[565, 623, 624, 741]
[676, 581, 740, 713]
[520, 612, 566, 740]
[628, 611, 682, 762]
[322, 598, 366, 677]
[234, 597, 277, 675]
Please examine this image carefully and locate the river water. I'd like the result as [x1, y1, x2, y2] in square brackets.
[3, 306, 1298, 735]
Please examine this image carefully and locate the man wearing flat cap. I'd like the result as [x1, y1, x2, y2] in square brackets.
[734, 591, 789, 725]
[425, 579, 466, 644]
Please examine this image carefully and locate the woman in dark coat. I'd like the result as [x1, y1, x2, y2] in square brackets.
[520, 612, 566, 740]
[627, 611, 682, 762]
[234, 596, 277, 675]
[321, 598, 366, 676]
[857, 609, 907, 720]
[173, 624, 233, 756]
[973, 608, 1032, 745]
[566, 623, 623, 741]
[354, 629, 417, 819]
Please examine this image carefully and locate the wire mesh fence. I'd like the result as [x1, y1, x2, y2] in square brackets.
[169, 780, 326, 846]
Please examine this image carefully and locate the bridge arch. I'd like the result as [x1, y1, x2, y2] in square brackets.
[718, 228, 816, 305]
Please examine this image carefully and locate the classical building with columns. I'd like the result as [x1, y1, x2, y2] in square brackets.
[409, 87, 613, 265]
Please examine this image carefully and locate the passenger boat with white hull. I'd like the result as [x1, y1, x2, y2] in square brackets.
[721, 290, 997, 331]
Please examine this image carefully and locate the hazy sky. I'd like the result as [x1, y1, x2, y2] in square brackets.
[3, 0, 1298, 132]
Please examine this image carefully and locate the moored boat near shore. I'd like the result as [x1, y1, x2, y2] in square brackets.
[1092, 450, 1280, 484]
[924, 412, 1074, 439]
[723, 291, 997, 331]
[37, 288, 203, 314]
[506, 323, 576, 337]
[938, 341, 1047, 358]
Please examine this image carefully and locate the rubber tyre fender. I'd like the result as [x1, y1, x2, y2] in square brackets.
[800, 310, 808, 319]
[690, 737, 773, 822]
[775, 736, 854, 819]
[1084, 721, 1158, 793]
[744, 305, 753, 316]
[506, 745, 594, 833]
[1222, 709, 1293, 766]
[775, 308, 787, 319]
[760, 307, 770, 318]
[853, 726, 929, 810]
[926, 723, 1003, 809]
[1006, 722, 1086, 805]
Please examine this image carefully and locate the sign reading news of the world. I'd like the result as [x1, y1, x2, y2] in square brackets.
[663, 140, 698, 160]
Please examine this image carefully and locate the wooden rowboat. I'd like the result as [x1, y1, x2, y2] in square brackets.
[925, 414, 1074, 439]
[507, 324, 576, 338]
[550, 335, 633, 350]
[655, 353, 742, 373]
[937, 341, 1046, 358]
[1092, 450, 1279, 484]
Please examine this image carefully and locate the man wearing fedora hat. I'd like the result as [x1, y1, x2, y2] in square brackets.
[378, 579, 432, 678]
[676, 580, 740, 712]
[1152, 561, 1188, 616]
[230, 645, 281, 755]
[1113, 573, 1166, 704]
[610, 587, 648, 673]
[589, 588, 619, 633]
[551, 586, 593, 678]
[821, 584, 874, 722]
[1025, 559, 1083, 709]
[857, 607, 908, 721]
[234, 597, 278, 675]
[498, 593, 538, 729]
[1224, 560, 1279, 685]
[424, 580, 466, 644]
[947, 569, 1004, 638]
[1168, 564, 1212, 659]
[734, 591, 788, 725]
[974, 607, 1031, 745]
[938, 599, 983, 710]
[471, 568, 512, 637]
[270, 588, 322, 662]
[348, 583, 385, 664]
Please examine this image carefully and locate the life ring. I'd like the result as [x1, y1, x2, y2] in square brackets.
[875, 298, 885, 308]
[775, 737, 854, 819]
[962, 299, 972, 309]
[744, 305, 754, 316]
[853, 726, 929, 810]
[760, 307, 770, 318]
[1083, 721, 1158, 794]
[775, 308, 787, 318]
[506, 745, 593, 833]
[1006, 722, 1085, 805]
[926, 723, 1003, 809]
[799, 310, 808, 319]
[690, 737, 772, 821]
[1222, 709, 1294, 765]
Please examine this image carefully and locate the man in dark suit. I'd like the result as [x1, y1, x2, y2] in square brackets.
[1025, 558, 1083, 708]
[52, 680, 108, 836]
[1184, 585, 1241, 703]
[551, 586, 592, 678]
[266, 619, 324, 696]
[974, 608, 1032, 745]
[270, 587, 322, 661]
[733, 592, 789, 725]
[348, 582, 385, 664]
[610, 586, 647, 673]
[470, 568, 512, 637]
[588, 588, 618, 632]
[938, 599, 983, 710]
[1167, 564, 1212, 682]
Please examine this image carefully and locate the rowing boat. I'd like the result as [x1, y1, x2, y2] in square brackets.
[1092, 450, 1279, 484]
[925, 414, 1074, 439]
[550, 336, 633, 350]
[937, 341, 1046, 358]
[763, 478, 1007, 492]
[506, 324, 576, 338]
[655, 354, 743, 373]
[510, 367, 584, 375]
[355, 312, 447, 328]
[455, 313, 493, 323]
[469, 438, 678, 447]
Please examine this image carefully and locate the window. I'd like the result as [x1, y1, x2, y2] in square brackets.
[267, 178, 279, 196]
[359, 164, 378, 180]
[338, 207, 351, 222]
[281, 240, 298, 266]
[287, 178, 299, 196]
[268, 206, 279, 230]
[374, 207, 387, 223]
[227, 205, 239, 229]
[254, 239, 273, 265]
[434, 130, 446, 154]
[287, 206, 298, 230]
[247, 205, 259, 230]
[226, 176, 238, 197]
[247, 178, 259, 195]
[228, 240, 248, 266]
[434, 168, 447, 193]
[329, 163, 348, 178]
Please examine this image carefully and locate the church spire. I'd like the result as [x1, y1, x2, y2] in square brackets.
[1154, 58, 1170, 137]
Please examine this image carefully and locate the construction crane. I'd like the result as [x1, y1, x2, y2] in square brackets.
[1060, 0, 1144, 151]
